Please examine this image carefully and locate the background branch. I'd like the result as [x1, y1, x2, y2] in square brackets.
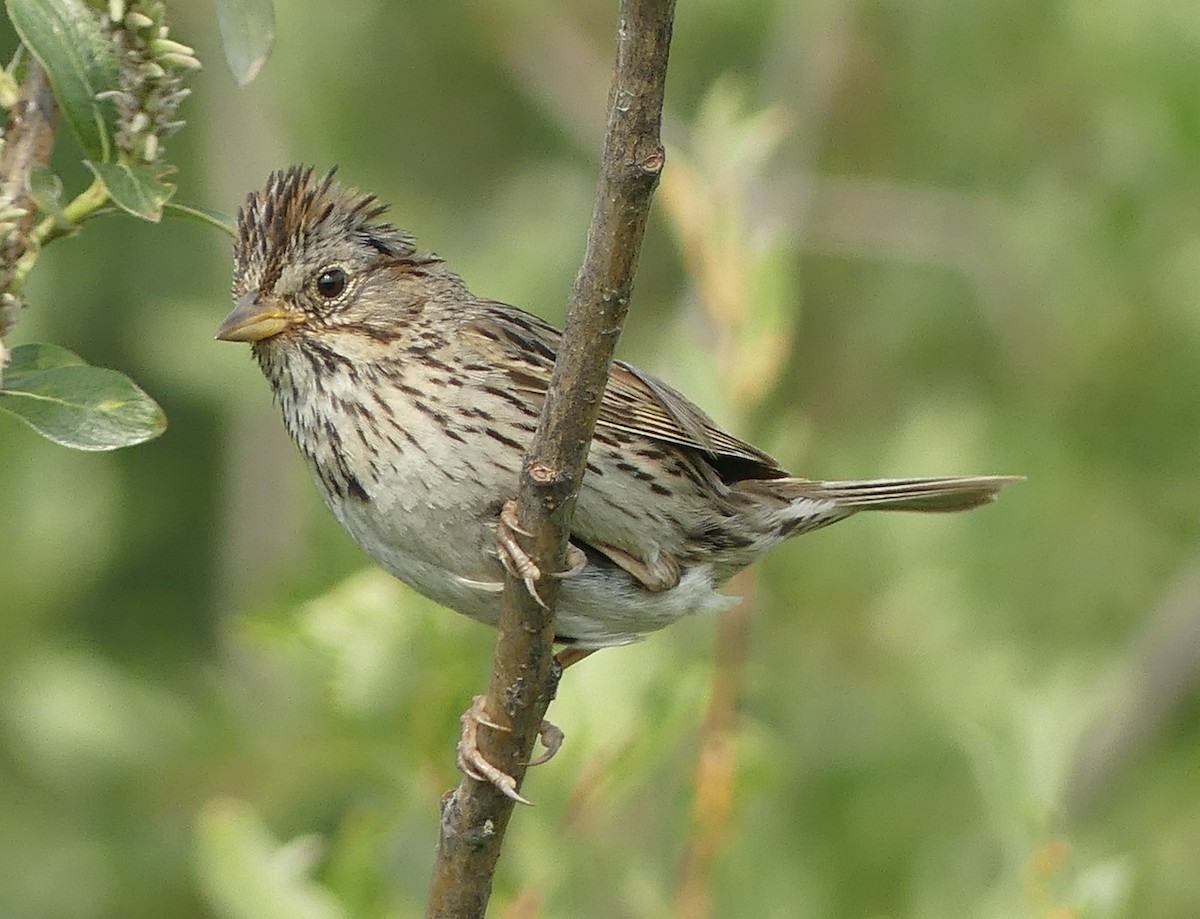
[0, 58, 56, 364]
[426, 0, 676, 915]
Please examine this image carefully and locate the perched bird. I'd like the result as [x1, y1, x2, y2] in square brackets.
[217, 167, 1019, 798]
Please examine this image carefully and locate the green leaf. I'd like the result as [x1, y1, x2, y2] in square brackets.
[163, 201, 236, 237]
[85, 161, 176, 222]
[29, 164, 72, 228]
[1, 344, 166, 450]
[7, 0, 119, 162]
[4, 341, 86, 375]
[195, 798, 349, 919]
[216, 0, 276, 86]
[0, 64, 20, 108]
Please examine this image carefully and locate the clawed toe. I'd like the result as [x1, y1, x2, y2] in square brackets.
[549, 543, 588, 580]
[496, 501, 588, 602]
[526, 720, 565, 767]
[457, 695, 531, 805]
[498, 499, 534, 538]
[495, 499, 548, 608]
[455, 695, 567, 805]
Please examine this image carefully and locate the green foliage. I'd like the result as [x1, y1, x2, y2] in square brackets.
[215, 0, 275, 87]
[7, 0, 120, 161]
[0, 0, 209, 451]
[195, 799, 348, 919]
[28, 163, 72, 227]
[1, 1, 1198, 917]
[0, 343, 165, 448]
[84, 160, 175, 220]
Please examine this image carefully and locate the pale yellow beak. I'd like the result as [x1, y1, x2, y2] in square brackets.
[215, 292, 300, 342]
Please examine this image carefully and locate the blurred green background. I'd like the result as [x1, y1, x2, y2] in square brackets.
[2, 1, 1199, 917]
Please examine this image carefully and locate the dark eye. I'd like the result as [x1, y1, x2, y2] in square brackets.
[315, 267, 347, 299]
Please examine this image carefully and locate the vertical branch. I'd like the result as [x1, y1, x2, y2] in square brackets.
[674, 576, 754, 919]
[0, 59, 57, 370]
[426, 1, 676, 916]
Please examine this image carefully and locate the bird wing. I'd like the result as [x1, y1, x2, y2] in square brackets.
[464, 304, 786, 479]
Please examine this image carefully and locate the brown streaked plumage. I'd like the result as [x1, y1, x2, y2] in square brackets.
[218, 166, 1020, 650]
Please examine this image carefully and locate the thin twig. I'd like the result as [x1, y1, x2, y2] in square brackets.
[1066, 559, 1200, 817]
[425, 1, 676, 915]
[674, 574, 754, 919]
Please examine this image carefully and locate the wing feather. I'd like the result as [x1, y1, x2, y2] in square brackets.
[464, 305, 784, 478]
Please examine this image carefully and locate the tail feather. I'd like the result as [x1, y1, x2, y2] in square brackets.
[782, 475, 1022, 513]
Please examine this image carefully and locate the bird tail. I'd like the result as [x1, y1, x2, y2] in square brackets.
[780, 475, 1022, 513]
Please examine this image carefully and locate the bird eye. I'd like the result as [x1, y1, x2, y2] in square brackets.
[315, 267, 347, 299]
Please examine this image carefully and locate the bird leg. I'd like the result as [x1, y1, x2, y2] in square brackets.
[555, 646, 596, 671]
[454, 648, 597, 802]
[469, 512, 599, 800]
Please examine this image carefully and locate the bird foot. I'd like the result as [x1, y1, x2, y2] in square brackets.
[495, 500, 589, 605]
[455, 694, 565, 805]
[496, 499, 547, 608]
